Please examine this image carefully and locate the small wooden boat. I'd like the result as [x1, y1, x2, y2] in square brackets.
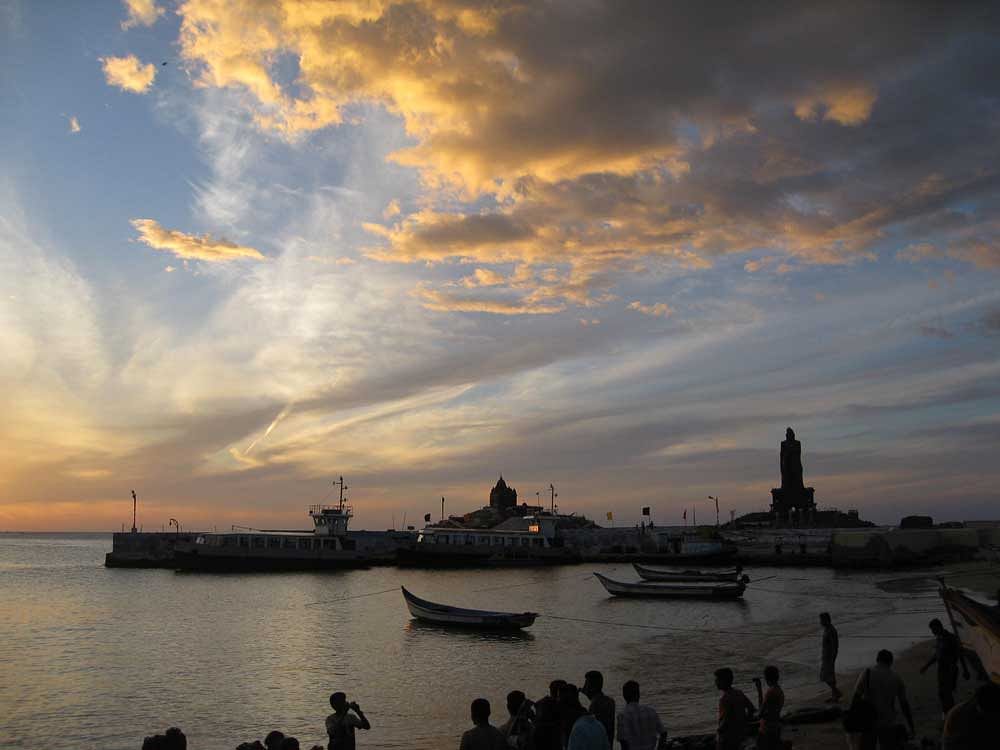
[401, 587, 539, 629]
[594, 572, 746, 599]
[939, 582, 1000, 683]
[633, 563, 748, 583]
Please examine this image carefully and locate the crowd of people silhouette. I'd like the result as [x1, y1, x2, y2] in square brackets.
[137, 615, 998, 750]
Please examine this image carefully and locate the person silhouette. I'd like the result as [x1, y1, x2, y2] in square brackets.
[459, 698, 506, 750]
[326, 692, 371, 750]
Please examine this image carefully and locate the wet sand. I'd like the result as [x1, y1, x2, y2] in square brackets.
[782, 563, 998, 749]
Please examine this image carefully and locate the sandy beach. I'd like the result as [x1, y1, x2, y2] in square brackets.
[781, 563, 998, 749]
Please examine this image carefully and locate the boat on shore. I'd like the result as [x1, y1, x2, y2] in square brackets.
[632, 563, 749, 583]
[401, 587, 538, 629]
[593, 572, 747, 599]
[396, 515, 579, 567]
[939, 582, 1000, 683]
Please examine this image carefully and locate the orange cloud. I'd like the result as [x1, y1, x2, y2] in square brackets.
[459, 268, 505, 288]
[131, 219, 266, 262]
[795, 85, 878, 126]
[101, 54, 157, 93]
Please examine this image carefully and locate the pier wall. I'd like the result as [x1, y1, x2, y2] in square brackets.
[105, 531, 197, 568]
[830, 527, 985, 567]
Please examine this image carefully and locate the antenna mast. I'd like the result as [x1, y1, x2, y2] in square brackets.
[549, 484, 557, 513]
[334, 476, 348, 510]
[131, 489, 137, 533]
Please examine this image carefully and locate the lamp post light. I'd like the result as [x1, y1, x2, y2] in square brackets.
[707, 496, 720, 527]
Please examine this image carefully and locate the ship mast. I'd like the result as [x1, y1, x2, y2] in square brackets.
[334, 476, 348, 510]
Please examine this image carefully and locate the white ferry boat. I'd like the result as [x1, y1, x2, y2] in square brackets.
[173, 480, 377, 571]
[396, 515, 579, 567]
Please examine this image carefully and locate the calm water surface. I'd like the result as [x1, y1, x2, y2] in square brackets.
[0, 533, 938, 749]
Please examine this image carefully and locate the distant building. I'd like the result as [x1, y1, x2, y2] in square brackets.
[489, 476, 518, 511]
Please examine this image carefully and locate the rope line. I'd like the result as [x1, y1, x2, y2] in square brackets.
[304, 586, 399, 607]
[538, 613, 932, 639]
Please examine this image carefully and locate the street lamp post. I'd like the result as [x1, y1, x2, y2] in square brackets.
[707, 496, 720, 527]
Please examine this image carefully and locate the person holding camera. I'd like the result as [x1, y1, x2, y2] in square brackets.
[325, 692, 371, 750]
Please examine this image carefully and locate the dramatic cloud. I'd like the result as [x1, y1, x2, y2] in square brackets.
[100, 54, 157, 93]
[168, 0, 1000, 313]
[121, 0, 164, 30]
[131, 219, 266, 262]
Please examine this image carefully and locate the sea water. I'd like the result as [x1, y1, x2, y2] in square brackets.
[0, 533, 942, 749]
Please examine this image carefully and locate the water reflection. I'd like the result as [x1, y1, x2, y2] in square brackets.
[403, 619, 536, 642]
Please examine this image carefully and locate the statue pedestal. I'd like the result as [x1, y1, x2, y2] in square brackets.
[770, 487, 816, 525]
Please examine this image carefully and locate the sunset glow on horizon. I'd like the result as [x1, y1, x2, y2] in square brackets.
[2, 1, 999, 531]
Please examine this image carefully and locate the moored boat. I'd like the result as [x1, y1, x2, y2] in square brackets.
[173, 478, 379, 572]
[939, 582, 1000, 683]
[401, 587, 539, 629]
[593, 572, 747, 599]
[632, 563, 749, 583]
[397, 515, 579, 567]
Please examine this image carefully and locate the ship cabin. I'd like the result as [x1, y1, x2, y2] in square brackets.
[417, 515, 560, 549]
[190, 503, 356, 553]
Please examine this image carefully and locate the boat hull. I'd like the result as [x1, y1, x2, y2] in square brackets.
[594, 572, 746, 599]
[396, 545, 578, 568]
[941, 586, 1000, 683]
[172, 549, 373, 572]
[632, 563, 744, 582]
[401, 587, 538, 629]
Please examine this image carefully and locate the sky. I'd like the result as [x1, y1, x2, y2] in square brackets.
[1, 0, 999, 531]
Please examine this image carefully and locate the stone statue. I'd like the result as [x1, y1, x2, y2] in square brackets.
[779, 427, 804, 490]
[770, 427, 815, 525]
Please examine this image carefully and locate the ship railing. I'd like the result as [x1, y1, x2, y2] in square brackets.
[309, 504, 353, 514]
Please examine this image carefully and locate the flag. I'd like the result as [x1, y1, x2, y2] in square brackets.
[641, 506, 650, 516]
[424, 513, 431, 523]
[682, 509, 687, 520]
[606, 511, 613, 521]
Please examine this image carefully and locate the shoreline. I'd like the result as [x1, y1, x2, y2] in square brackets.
[778, 563, 998, 749]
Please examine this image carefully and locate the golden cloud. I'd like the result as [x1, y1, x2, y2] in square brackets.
[794, 85, 878, 126]
[459, 268, 505, 288]
[131, 219, 266, 262]
[417, 287, 565, 315]
[121, 0, 165, 30]
[168, 1, 997, 313]
[100, 54, 157, 93]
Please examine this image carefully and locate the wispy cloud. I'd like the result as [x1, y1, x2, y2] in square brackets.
[417, 287, 565, 315]
[131, 219, 266, 262]
[628, 301, 673, 318]
[100, 54, 156, 93]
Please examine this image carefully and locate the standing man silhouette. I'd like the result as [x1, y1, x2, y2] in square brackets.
[820, 612, 842, 702]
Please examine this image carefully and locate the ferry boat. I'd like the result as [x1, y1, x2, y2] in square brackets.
[396, 515, 579, 567]
[173, 480, 377, 572]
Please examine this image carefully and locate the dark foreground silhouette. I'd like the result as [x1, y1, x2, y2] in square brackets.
[137, 618, 999, 750]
